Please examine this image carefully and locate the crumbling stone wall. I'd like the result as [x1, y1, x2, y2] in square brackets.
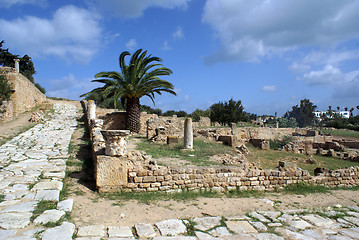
[82, 101, 359, 193]
[0, 67, 46, 122]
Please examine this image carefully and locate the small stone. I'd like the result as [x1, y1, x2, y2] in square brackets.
[250, 221, 267, 231]
[57, 199, 73, 212]
[77, 225, 106, 237]
[255, 233, 284, 240]
[195, 231, 220, 240]
[135, 223, 157, 238]
[33, 209, 65, 225]
[0, 230, 16, 238]
[290, 220, 312, 230]
[34, 190, 60, 201]
[301, 214, 335, 227]
[108, 226, 133, 238]
[0, 212, 32, 229]
[208, 227, 231, 237]
[41, 222, 75, 240]
[32, 181, 63, 191]
[155, 219, 187, 236]
[193, 216, 222, 231]
[0, 201, 37, 213]
[339, 230, 359, 239]
[225, 221, 258, 234]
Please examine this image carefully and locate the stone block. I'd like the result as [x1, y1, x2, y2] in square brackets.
[167, 136, 179, 145]
[96, 156, 128, 188]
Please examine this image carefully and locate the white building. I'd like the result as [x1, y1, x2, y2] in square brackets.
[314, 110, 350, 119]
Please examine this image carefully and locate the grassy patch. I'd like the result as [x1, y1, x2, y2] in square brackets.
[319, 129, 359, 138]
[227, 189, 265, 198]
[0, 194, 4, 203]
[102, 189, 220, 204]
[31, 201, 57, 221]
[281, 182, 330, 195]
[136, 138, 236, 166]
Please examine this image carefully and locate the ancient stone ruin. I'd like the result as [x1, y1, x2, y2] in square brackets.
[81, 100, 359, 193]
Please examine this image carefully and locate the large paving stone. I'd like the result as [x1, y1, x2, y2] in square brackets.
[195, 231, 220, 240]
[32, 180, 63, 191]
[135, 223, 157, 238]
[290, 220, 312, 230]
[0, 201, 37, 213]
[257, 211, 281, 222]
[33, 209, 65, 224]
[0, 212, 32, 229]
[208, 227, 231, 237]
[280, 229, 316, 240]
[77, 225, 106, 237]
[155, 219, 187, 236]
[344, 216, 359, 226]
[248, 212, 270, 223]
[254, 233, 284, 240]
[108, 226, 133, 238]
[250, 221, 267, 231]
[57, 199, 73, 212]
[225, 221, 258, 234]
[41, 222, 75, 240]
[301, 214, 335, 227]
[339, 229, 359, 239]
[193, 216, 222, 231]
[0, 229, 16, 238]
[153, 237, 197, 240]
[34, 190, 60, 201]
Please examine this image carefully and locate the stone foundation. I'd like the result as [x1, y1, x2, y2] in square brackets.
[81, 101, 359, 193]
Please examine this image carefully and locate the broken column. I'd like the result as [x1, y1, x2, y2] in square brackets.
[14, 59, 20, 72]
[184, 117, 193, 149]
[101, 130, 130, 156]
[87, 100, 96, 121]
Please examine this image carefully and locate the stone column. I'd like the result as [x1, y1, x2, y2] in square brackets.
[87, 100, 96, 121]
[184, 118, 193, 149]
[230, 122, 236, 135]
[101, 130, 130, 156]
[14, 59, 20, 72]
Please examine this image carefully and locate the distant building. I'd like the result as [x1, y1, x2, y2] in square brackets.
[314, 110, 350, 119]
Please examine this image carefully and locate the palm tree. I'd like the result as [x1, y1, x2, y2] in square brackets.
[81, 49, 176, 132]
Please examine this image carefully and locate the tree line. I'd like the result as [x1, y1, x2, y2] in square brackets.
[0, 40, 46, 94]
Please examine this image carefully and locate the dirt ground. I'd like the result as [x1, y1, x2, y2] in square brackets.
[2, 100, 359, 227]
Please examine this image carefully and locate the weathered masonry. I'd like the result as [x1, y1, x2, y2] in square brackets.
[82, 100, 359, 193]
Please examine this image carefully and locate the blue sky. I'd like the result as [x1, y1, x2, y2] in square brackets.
[1, 0, 359, 116]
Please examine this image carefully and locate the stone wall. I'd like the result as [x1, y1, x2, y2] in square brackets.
[81, 101, 359, 193]
[0, 67, 46, 121]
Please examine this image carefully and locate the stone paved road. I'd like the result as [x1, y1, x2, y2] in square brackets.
[0, 103, 359, 240]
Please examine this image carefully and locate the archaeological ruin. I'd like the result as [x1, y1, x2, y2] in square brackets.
[81, 100, 359, 193]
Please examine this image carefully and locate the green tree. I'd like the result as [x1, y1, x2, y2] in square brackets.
[286, 99, 317, 128]
[190, 108, 211, 121]
[0, 70, 12, 105]
[163, 110, 187, 117]
[81, 49, 176, 132]
[278, 117, 298, 128]
[210, 98, 245, 125]
[141, 105, 162, 115]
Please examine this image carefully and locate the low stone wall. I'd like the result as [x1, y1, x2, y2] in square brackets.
[0, 67, 46, 121]
[81, 100, 359, 193]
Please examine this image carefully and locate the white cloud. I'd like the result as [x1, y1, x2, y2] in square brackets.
[0, 0, 46, 8]
[126, 39, 137, 51]
[202, 0, 359, 64]
[0, 5, 102, 63]
[301, 65, 359, 98]
[46, 74, 100, 100]
[261, 85, 277, 92]
[173, 26, 184, 40]
[161, 41, 171, 51]
[92, 0, 190, 18]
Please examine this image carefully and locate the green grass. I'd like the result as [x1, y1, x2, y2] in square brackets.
[0, 194, 4, 203]
[31, 201, 57, 221]
[319, 129, 359, 138]
[136, 138, 236, 166]
[281, 182, 330, 195]
[101, 189, 221, 204]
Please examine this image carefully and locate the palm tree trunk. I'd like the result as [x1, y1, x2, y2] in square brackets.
[126, 97, 141, 133]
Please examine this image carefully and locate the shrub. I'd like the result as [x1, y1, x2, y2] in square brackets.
[0, 71, 12, 105]
[270, 135, 294, 149]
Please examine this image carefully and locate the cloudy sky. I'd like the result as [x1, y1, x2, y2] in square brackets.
[1, 0, 359, 115]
